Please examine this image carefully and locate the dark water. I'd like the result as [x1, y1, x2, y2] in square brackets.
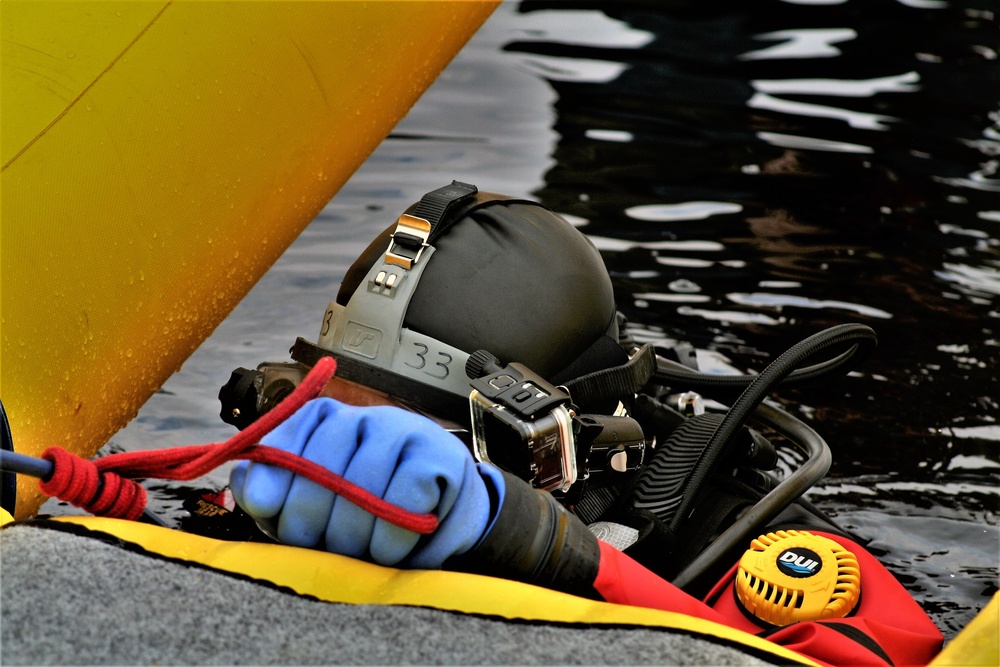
[49, 0, 997, 643]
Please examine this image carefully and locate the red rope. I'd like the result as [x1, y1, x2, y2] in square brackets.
[40, 447, 148, 521]
[39, 357, 440, 534]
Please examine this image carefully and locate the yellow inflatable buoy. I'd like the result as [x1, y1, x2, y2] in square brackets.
[1, 0, 498, 518]
[929, 591, 999, 667]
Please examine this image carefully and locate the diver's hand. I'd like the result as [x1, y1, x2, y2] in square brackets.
[230, 397, 503, 569]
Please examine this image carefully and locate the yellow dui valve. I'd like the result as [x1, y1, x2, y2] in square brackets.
[735, 529, 861, 627]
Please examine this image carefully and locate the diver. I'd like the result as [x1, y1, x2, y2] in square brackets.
[220, 182, 942, 666]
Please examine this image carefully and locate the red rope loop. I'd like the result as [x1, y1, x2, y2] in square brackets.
[39, 357, 440, 534]
[39, 447, 147, 521]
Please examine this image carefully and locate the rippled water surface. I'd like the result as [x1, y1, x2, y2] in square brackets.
[56, 0, 998, 642]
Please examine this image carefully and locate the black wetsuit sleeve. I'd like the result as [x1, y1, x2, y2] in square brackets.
[447, 471, 602, 599]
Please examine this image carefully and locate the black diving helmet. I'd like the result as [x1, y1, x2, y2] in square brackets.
[220, 181, 652, 496]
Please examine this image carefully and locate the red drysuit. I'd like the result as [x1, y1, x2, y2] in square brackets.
[593, 532, 943, 667]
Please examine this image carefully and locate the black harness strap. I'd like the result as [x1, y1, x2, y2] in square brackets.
[562, 343, 657, 410]
[410, 181, 479, 235]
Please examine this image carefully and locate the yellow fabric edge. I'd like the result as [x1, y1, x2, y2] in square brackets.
[52, 516, 816, 666]
[929, 591, 999, 667]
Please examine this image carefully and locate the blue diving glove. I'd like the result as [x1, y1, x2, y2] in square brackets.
[230, 397, 505, 569]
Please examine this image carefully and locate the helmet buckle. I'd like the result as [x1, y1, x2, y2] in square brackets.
[385, 213, 431, 269]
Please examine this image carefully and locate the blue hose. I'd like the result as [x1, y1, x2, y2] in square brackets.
[0, 448, 168, 527]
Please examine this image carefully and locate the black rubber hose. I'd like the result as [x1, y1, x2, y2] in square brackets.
[667, 323, 877, 534]
[652, 326, 877, 401]
[671, 401, 832, 590]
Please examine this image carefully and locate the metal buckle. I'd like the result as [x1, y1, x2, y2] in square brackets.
[385, 213, 431, 269]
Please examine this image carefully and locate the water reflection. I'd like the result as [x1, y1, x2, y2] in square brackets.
[511, 0, 999, 635]
[741, 28, 858, 61]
